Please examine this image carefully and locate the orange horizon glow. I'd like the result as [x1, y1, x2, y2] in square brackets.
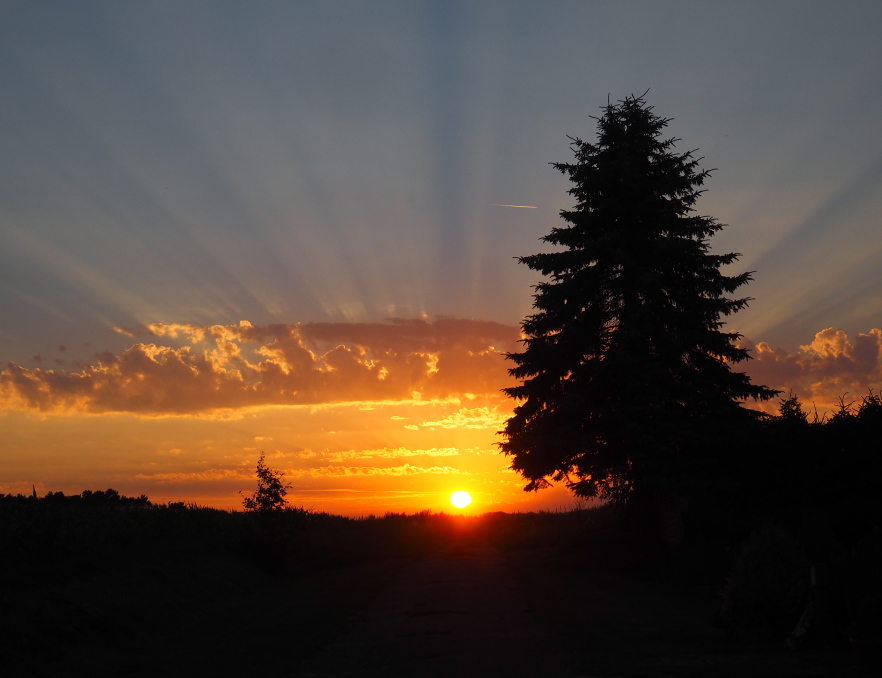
[0, 319, 583, 515]
[2, 319, 880, 516]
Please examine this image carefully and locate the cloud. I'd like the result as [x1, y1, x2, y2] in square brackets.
[298, 464, 468, 477]
[22, 317, 877, 421]
[0, 319, 519, 415]
[322, 446, 462, 462]
[135, 468, 252, 483]
[413, 406, 508, 429]
[157, 448, 184, 456]
[133, 460, 469, 483]
[743, 327, 882, 413]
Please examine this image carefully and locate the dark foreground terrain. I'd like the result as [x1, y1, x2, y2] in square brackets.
[1, 501, 878, 677]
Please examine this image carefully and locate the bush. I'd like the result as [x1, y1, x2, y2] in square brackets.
[239, 453, 292, 513]
[721, 522, 810, 639]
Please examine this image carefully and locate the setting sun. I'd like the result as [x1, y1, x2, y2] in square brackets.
[449, 490, 472, 509]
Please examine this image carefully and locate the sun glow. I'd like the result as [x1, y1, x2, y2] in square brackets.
[449, 490, 472, 509]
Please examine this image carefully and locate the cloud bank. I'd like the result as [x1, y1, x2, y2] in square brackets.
[744, 327, 882, 412]
[4, 317, 879, 419]
[1, 319, 519, 415]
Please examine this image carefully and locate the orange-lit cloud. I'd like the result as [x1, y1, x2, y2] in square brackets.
[291, 463, 468, 478]
[409, 406, 508, 429]
[322, 447, 463, 461]
[134, 462, 467, 483]
[744, 327, 882, 413]
[8, 319, 879, 422]
[0, 319, 519, 415]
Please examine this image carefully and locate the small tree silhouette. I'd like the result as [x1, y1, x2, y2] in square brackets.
[239, 453, 290, 513]
[778, 391, 809, 423]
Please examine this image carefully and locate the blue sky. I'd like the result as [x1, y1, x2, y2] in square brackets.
[2, 0, 882, 367]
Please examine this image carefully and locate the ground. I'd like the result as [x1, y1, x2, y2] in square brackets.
[294, 529, 870, 677]
[2, 516, 876, 677]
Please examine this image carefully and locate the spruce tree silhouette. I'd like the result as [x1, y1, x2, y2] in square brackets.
[500, 93, 777, 504]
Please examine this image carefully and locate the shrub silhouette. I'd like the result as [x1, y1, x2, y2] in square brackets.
[239, 453, 291, 513]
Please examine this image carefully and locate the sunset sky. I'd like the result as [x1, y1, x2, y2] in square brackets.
[3, 1, 882, 514]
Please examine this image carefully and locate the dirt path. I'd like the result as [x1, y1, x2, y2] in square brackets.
[294, 541, 578, 678]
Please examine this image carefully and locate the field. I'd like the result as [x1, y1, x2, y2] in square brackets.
[1, 497, 877, 676]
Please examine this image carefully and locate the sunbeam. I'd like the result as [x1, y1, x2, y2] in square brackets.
[2, 1, 881, 512]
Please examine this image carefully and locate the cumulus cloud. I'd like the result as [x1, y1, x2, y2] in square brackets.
[744, 327, 882, 412]
[18, 317, 874, 420]
[0, 319, 519, 415]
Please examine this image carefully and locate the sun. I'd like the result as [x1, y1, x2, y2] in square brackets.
[449, 490, 472, 509]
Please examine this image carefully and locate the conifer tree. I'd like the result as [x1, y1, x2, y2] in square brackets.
[500, 94, 777, 503]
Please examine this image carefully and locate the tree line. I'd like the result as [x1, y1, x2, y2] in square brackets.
[0, 487, 153, 507]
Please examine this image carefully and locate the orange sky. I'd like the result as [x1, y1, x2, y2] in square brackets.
[0, 318, 576, 514]
[3, 5, 882, 515]
[2, 318, 880, 514]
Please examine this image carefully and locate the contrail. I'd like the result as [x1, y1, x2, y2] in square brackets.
[491, 204, 537, 209]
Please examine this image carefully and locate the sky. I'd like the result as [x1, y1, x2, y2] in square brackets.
[2, 1, 882, 513]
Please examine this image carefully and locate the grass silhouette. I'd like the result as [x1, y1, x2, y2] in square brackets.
[0, 494, 499, 675]
[1, 493, 874, 676]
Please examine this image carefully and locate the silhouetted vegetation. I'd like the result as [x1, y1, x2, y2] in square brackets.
[494, 93, 880, 659]
[4, 462, 879, 676]
[669, 388, 882, 649]
[0, 487, 478, 675]
[239, 452, 292, 513]
[501, 93, 777, 506]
